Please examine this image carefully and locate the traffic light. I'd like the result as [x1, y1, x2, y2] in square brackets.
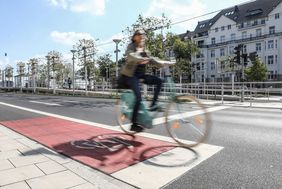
[233, 44, 243, 64]
[249, 52, 258, 62]
[242, 53, 248, 66]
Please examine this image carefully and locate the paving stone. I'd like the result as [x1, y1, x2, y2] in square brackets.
[0, 181, 30, 189]
[0, 140, 27, 151]
[63, 161, 135, 189]
[9, 154, 49, 167]
[0, 150, 22, 160]
[0, 165, 44, 186]
[27, 170, 86, 189]
[36, 161, 66, 174]
[69, 183, 98, 189]
[0, 160, 14, 171]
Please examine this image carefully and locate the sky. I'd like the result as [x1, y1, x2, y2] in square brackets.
[0, 0, 249, 70]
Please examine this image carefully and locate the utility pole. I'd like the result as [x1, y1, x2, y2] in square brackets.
[46, 55, 51, 91]
[51, 56, 56, 94]
[70, 49, 77, 96]
[82, 46, 88, 95]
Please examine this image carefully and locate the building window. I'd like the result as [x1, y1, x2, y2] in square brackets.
[269, 26, 275, 34]
[268, 55, 274, 64]
[228, 25, 231, 30]
[211, 50, 215, 58]
[275, 13, 280, 19]
[275, 55, 278, 64]
[253, 20, 258, 26]
[215, 27, 218, 32]
[268, 71, 274, 80]
[256, 29, 262, 37]
[231, 33, 236, 40]
[220, 35, 225, 42]
[261, 19, 265, 24]
[268, 40, 274, 49]
[211, 62, 215, 70]
[229, 46, 234, 54]
[275, 40, 278, 48]
[242, 31, 247, 39]
[256, 43, 262, 52]
[211, 37, 216, 44]
[221, 26, 225, 31]
[220, 48, 225, 57]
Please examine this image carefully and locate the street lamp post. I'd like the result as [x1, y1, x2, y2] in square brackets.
[70, 49, 77, 96]
[45, 55, 51, 91]
[51, 56, 56, 94]
[113, 39, 121, 79]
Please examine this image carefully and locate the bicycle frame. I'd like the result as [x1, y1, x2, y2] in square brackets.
[120, 76, 177, 129]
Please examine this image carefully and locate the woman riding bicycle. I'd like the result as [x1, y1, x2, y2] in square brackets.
[120, 29, 163, 132]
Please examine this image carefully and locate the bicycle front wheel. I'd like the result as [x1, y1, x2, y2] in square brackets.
[165, 95, 211, 148]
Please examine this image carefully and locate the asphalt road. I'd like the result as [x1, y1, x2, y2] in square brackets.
[0, 93, 281, 188]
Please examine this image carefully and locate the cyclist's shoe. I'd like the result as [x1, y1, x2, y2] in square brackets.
[130, 123, 144, 132]
[149, 104, 162, 112]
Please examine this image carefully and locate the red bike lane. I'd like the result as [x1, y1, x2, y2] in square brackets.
[0, 116, 175, 174]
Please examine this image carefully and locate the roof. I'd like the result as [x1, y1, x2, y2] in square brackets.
[177, 30, 194, 40]
[194, 0, 282, 34]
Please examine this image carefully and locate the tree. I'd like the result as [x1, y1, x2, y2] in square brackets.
[46, 51, 64, 84]
[74, 39, 98, 83]
[245, 58, 267, 82]
[96, 54, 114, 81]
[169, 36, 199, 83]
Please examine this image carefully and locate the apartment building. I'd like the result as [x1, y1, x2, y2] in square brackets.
[191, 0, 282, 83]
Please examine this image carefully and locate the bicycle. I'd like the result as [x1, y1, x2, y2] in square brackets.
[116, 60, 211, 148]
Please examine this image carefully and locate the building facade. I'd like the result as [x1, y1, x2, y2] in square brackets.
[191, 0, 282, 83]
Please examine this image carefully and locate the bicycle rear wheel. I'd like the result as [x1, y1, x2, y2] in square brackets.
[165, 95, 211, 148]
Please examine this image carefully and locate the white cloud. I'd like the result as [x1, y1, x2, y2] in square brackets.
[48, 0, 106, 16]
[144, 0, 207, 31]
[51, 31, 95, 46]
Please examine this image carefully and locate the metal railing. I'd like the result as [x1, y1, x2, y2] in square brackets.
[0, 79, 281, 106]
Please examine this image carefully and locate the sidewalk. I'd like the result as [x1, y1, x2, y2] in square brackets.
[0, 125, 135, 189]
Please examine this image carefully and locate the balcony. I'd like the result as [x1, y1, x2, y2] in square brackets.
[200, 31, 282, 49]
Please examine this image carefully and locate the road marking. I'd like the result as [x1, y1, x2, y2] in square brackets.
[29, 101, 62, 106]
[153, 106, 230, 125]
[0, 101, 228, 144]
[62, 100, 80, 103]
[112, 144, 223, 189]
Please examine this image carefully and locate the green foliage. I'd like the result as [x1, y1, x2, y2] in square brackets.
[74, 39, 98, 82]
[122, 14, 171, 59]
[168, 36, 199, 82]
[96, 54, 114, 80]
[245, 58, 267, 82]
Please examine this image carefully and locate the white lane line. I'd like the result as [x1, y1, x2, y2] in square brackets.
[112, 144, 223, 189]
[29, 101, 62, 106]
[62, 100, 80, 103]
[153, 106, 230, 125]
[0, 101, 225, 144]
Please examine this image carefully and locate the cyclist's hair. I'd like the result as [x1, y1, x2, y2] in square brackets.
[131, 29, 145, 43]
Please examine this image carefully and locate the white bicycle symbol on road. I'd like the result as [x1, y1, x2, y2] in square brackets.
[70, 135, 134, 152]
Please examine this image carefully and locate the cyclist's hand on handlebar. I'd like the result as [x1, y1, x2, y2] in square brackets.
[139, 59, 150, 64]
